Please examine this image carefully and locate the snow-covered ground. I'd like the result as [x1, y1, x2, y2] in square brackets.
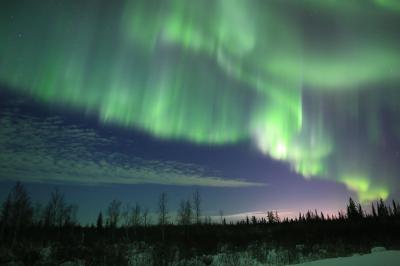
[4, 244, 399, 265]
[291, 250, 400, 266]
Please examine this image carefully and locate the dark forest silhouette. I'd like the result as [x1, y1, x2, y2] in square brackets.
[1, 182, 400, 265]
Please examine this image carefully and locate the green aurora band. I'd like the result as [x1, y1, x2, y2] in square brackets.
[1, 0, 400, 201]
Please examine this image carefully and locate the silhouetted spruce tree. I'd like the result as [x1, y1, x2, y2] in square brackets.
[97, 212, 103, 229]
[267, 211, 276, 223]
[0, 194, 12, 240]
[346, 197, 359, 220]
[305, 210, 312, 221]
[314, 209, 319, 221]
[388, 205, 394, 217]
[393, 200, 399, 216]
[357, 203, 364, 218]
[377, 198, 389, 217]
[372, 202, 377, 218]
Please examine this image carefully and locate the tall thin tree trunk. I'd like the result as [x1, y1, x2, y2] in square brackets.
[12, 210, 21, 247]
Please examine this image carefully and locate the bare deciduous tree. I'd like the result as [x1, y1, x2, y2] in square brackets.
[107, 199, 121, 228]
[158, 192, 168, 241]
[96, 211, 103, 229]
[43, 188, 77, 228]
[193, 189, 201, 224]
[177, 199, 192, 225]
[131, 202, 142, 227]
[122, 203, 131, 227]
[0, 182, 33, 245]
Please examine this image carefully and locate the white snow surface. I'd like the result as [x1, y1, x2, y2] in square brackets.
[291, 250, 400, 266]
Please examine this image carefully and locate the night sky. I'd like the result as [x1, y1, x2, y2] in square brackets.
[1, 0, 400, 224]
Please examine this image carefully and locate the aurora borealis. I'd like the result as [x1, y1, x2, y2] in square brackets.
[1, 0, 400, 218]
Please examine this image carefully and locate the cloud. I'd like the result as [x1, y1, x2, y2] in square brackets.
[210, 210, 295, 223]
[0, 108, 264, 188]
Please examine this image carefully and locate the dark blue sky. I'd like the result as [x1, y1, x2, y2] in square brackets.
[0, 90, 351, 224]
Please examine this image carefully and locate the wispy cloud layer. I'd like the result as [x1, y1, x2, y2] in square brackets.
[0, 108, 263, 187]
[209, 210, 295, 223]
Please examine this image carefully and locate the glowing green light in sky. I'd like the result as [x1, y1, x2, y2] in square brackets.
[341, 175, 389, 202]
[0, 0, 399, 201]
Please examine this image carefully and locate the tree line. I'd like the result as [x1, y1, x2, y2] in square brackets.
[2, 182, 400, 265]
[2, 182, 400, 229]
[1, 182, 400, 245]
[95, 190, 202, 229]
